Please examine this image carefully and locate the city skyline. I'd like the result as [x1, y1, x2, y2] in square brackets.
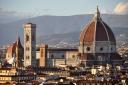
[0, 1, 128, 84]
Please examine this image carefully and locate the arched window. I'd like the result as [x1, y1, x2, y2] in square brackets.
[98, 56, 102, 61]
[26, 35, 29, 42]
[51, 54, 54, 59]
[72, 55, 75, 59]
[26, 56, 29, 59]
[26, 47, 29, 51]
[86, 47, 90, 51]
[100, 47, 103, 51]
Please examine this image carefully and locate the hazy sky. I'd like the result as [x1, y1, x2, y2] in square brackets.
[0, 0, 128, 17]
[0, 0, 128, 45]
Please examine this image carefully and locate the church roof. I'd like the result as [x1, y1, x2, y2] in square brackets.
[80, 7, 116, 44]
[6, 42, 16, 55]
[6, 37, 23, 55]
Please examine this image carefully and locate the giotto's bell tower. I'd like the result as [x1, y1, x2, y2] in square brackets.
[23, 23, 36, 67]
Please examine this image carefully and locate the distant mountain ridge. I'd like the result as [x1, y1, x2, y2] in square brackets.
[38, 27, 128, 47]
[0, 14, 128, 45]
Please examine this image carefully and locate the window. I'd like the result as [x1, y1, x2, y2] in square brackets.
[26, 56, 29, 59]
[40, 49, 43, 57]
[72, 55, 75, 59]
[86, 47, 90, 51]
[26, 47, 29, 51]
[100, 47, 103, 51]
[26, 35, 29, 42]
[111, 47, 113, 51]
[98, 56, 102, 61]
[51, 54, 54, 59]
[62, 55, 65, 58]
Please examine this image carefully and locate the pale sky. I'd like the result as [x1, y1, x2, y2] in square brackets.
[0, 0, 128, 17]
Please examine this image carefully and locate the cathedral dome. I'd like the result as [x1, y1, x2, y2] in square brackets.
[80, 7, 116, 44]
[79, 7, 122, 66]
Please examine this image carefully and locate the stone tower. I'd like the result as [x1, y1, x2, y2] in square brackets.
[23, 23, 36, 67]
[39, 44, 48, 67]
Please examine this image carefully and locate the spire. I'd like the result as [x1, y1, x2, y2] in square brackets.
[16, 35, 19, 44]
[17, 36, 20, 44]
[97, 6, 100, 16]
[95, 6, 101, 19]
[16, 36, 22, 48]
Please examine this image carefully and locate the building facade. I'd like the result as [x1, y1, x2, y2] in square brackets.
[23, 23, 36, 67]
[38, 45, 78, 67]
[0, 68, 36, 84]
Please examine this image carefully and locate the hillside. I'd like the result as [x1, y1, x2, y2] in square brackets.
[37, 27, 128, 47]
[0, 14, 128, 45]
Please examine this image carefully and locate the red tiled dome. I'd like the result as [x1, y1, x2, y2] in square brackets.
[80, 7, 116, 44]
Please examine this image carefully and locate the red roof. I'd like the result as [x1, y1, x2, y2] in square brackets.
[6, 42, 16, 55]
[6, 37, 23, 55]
[80, 8, 116, 44]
